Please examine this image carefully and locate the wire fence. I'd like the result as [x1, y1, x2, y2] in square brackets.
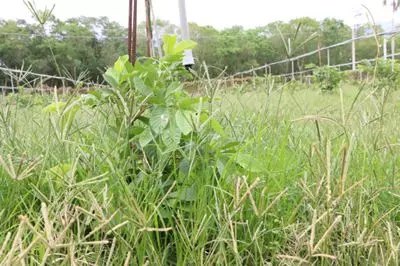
[231, 30, 400, 79]
[1, 30, 400, 93]
[0, 66, 102, 93]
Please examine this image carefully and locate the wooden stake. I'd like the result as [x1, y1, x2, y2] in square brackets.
[132, 0, 138, 64]
[128, 0, 133, 62]
[145, 0, 153, 57]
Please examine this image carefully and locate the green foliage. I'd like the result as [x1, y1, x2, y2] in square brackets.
[64, 35, 262, 190]
[0, 79, 399, 264]
[286, 79, 310, 91]
[43, 99, 81, 138]
[311, 65, 343, 91]
[0, 15, 368, 82]
[94, 35, 201, 149]
[5, 92, 50, 107]
[358, 59, 400, 89]
[1, 11, 400, 265]
[0, 17, 127, 86]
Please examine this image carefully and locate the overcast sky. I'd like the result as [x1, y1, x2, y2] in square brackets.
[0, 0, 398, 29]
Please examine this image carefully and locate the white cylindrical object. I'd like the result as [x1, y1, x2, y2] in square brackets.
[392, 37, 395, 71]
[392, 7, 396, 71]
[352, 26, 356, 71]
[183, 50, 194, 65]
[179, 0, 190, 40]
[291, 60, 295, 80]
[327, 49, 330, 66]
[178, 0, 194, 66]
[351, 10, 362, 71]
[383, 37, 388, 60]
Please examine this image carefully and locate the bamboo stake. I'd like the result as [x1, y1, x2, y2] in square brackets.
[145, 0, 153, 57]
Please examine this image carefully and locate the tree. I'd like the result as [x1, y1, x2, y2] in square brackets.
[266, 18, 319, 73]
[355, 24, 384, 61]
[188, 23, 220, 74]
[0, 20, 32, 68]
[320, 18, 352, 66]
[0, 14, 391, 82]
[214, 26, 259, 74]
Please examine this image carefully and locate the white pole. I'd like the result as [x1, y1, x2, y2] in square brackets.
[383, 37, 388, 60]
[327, 49, 330, 66]
[178, 0, 194, 67]
[392, 4, 396, 71]
[352, 11, 362, 71]
[291, 60, 295, 80]
[352, 25, 357, 71]
[392, 37, 395, 71]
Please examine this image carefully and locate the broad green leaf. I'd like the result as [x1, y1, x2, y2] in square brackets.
[176, 110, 193, 135]
[103, 68, 120, 88]
[148, 95, 164, 105]
[169, 186, 197, 202]
[141, 58, 159, 86]
[163, 35, 177, 56]
[138, 128, 153, 148]
[235, 153, 264, 173]
[179, 159, 190, 174]
[150, 107, 169, 134]
[43, 102, 66, 113]
[134, 77, 151, 95]
[88, 90, 102, 100]
[163, 54, 183, 64]
[162, 123, 181, 148]
[61, 103, 80, 129]
[219, 141, 240, 152]
[216, 156, 230, 176]
[129, 126, 145, 139]
[210, 118, 227, 138]
[80, 94, 99, 107]
[46, 163, 72, 178]
[173, 40, 197, 55]
[116, 55, 134, 74]
[158, 207, 173, 219]
[137, 116, 150, 125]
[98, 87, 115, 98]
[178, 97, 201, 110]
[200, 113, 209, 124]
[166, 82, 182, 96]
[114, 55, 129, 73]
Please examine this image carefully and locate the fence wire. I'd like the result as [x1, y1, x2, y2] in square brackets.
[231, 30, 400, 78]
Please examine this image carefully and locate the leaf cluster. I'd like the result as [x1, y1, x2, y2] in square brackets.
[310, 65, 343, 91]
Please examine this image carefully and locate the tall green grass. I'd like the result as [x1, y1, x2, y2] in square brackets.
[0, 82, 398, 265]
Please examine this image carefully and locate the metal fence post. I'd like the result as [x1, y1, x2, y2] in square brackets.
[392, 35, 396, 72]
[352, 26, 356, 71]
[327, 49, 331, 66]
[291, 60, 295, 80]
[383, 37, 388, 60]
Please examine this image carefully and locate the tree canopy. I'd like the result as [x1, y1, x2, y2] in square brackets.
[0, 15, 390, 83]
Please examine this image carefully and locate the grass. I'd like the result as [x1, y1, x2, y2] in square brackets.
[0, 81, 399, 265]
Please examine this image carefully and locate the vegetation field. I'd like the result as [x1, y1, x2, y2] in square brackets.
[0, 72, 399, 265]
[1, 1, 400, 264]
